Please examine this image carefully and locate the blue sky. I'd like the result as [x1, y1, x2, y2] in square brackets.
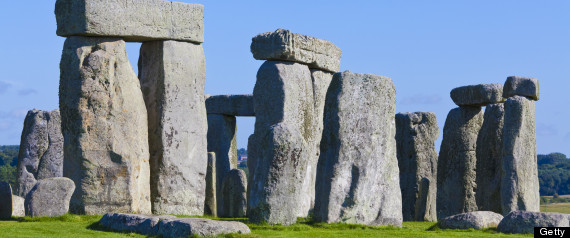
[0, 1, 569, 155]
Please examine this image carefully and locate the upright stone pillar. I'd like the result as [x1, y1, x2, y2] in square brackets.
[0, 182, 12, 219]
[314, 71, 402, 226]
[221, 169, 248, 218]
[396, 112, 438, 222]
[60, 37, 151, 215]
[437, 106, 483, 219]
[204, 152, 217, 216]
[247, 61, 316, 225]
[16, 109, 63, 197]
[139, 40, 207, 215]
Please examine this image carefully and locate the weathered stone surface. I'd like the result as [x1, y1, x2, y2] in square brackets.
[475, 103, 505, 214]
[503, 76, 539, 100]
[0, 182, 12, 219]
[25, 177, 75, 217]
[158, 218, 251, 237]
[221, 169, 247, 218]
[55, 0, 204, 43]
[501, 96, 539, 215]
[11, 195, 25, 217]
[450, 84, 504, 106]
[16, 109, 63, 198]
[205, 95, 255, 116]
[439, 211, 503, 230]
[437, 106, 484, 219]
[204, 152, 217, 216]
[497, 211, 569, 234]
[60, 36, 151, 215]
[251, 29, 342, 72]
[99, 213, 176, 236]
[396, 112, 439, 222]
[314, 71, 402, 226]
[247, 61, 316, 225]
[206, 114, 237, 216]
[139, 40, 207, 215]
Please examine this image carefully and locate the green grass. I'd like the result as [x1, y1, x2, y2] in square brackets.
[541, 202, 570, 214]
[0, 214, 534, 238]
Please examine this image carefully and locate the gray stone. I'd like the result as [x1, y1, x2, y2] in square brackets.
[437, 106, 484, 219]
[25, 177, 75, 217]
[139, 40, 207, 215]
[251, 29, 342, 72]
[501, 96, 540, 215]
[396, 112, 439, 222]
[247, 61, 316, 225]
[204, 152, 217, 216]
[503, 76, 539, 100]
[55, 0, 204, 43]
[0, 182, 12, 219]
[314, 71, 402, 226]
[60, 36, 151, 215]
[439, 211, 504, 230]
[450, 84, 504, 106]
[475, 103, 505, 213]
[11, 195, 25, 217]
[221, 169, 247, 218]
[99, 213, 176, 236]
[206, 114, 237, 216]
[158, 218, 251, 237]
[16, 109, 63, 198]
[497, 211, 569, 234]
[205, 94, 255, 116]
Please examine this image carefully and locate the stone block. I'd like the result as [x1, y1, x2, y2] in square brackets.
[450, 84, 504, 106]
[25, 177, 75, 217]
[204, 152, 217, 216]
[503, 76, 539, 100]
[205, 94, 254, 116]
[220, 169, 247, 218]
[439, 211, 503, 230]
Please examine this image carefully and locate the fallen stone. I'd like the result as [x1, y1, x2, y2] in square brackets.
[60, 36, 151, 215]
[99, 213, 176, 236]
[475, 103, 505, 213]
[11, 195, 25, 217]
[25, 177, 75, 217]
[158, 218, 251, 237]
[139, 40, 207, 215]
[251, 29, 342, 72]
[503, 76, 539, 100]
[0, 182, 13, 219]
[55, 0, 204, 43]
[501, 96, 540, 215]
[16, 109, 63, 198]
[206, 114, 237, 216]
[221, 169, 247, 218]
[497, 211, 569, 234]
[396, 112, 439, 222]
[439, 211, 504, 230]
[205, 94, 255, 116]
[204, 152, 217, 216]
[437, 106, 483, 219]
[248, 61, 316, 225]
[314, 71, 402, 226]
[450, 84, 504, 106]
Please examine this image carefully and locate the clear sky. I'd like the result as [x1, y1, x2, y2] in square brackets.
[0, 1, 568, 155]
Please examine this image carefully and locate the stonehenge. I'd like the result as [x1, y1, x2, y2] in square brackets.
[25, 177, 75, 217]
[16, 109, 63, 197]
[204, 152, 217, 216]
[0, 182, 13, 219]
[220, 169, 247, 218]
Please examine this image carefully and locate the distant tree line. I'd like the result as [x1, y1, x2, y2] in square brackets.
[0, 145, 19, 188]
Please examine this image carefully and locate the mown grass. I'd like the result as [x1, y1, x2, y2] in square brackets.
[540, 202, 570, 214]
[0, 214, 534, 238]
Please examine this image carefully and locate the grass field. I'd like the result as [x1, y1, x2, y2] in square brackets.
[0, 215, 534, 238]
[540, 202, 570, 214]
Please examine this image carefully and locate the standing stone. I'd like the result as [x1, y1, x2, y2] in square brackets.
[247, 61, 316, 225]
[204, 152, 217, 216]
[475, 103, 505, 213]
[0, 182, 13, 219]
[501, 96, 539, 215]
[16, 109, 63, 197]
[221, 169, 247, 218]
[206, 114, 237, 216]
[25, 177, 75, 217]
[396, 112, 438, 222]
[139, 40, 207, 215]
[437, 106, 483, 219]
[60, 36, 151, 215]
[205, 95, 255, 116]
[497, 211, 569, 234]
[503, 76, 539, 100]
[55, 0, 204, 43]
[11, 195, 25, 217]
[314, 71, 402, 226]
